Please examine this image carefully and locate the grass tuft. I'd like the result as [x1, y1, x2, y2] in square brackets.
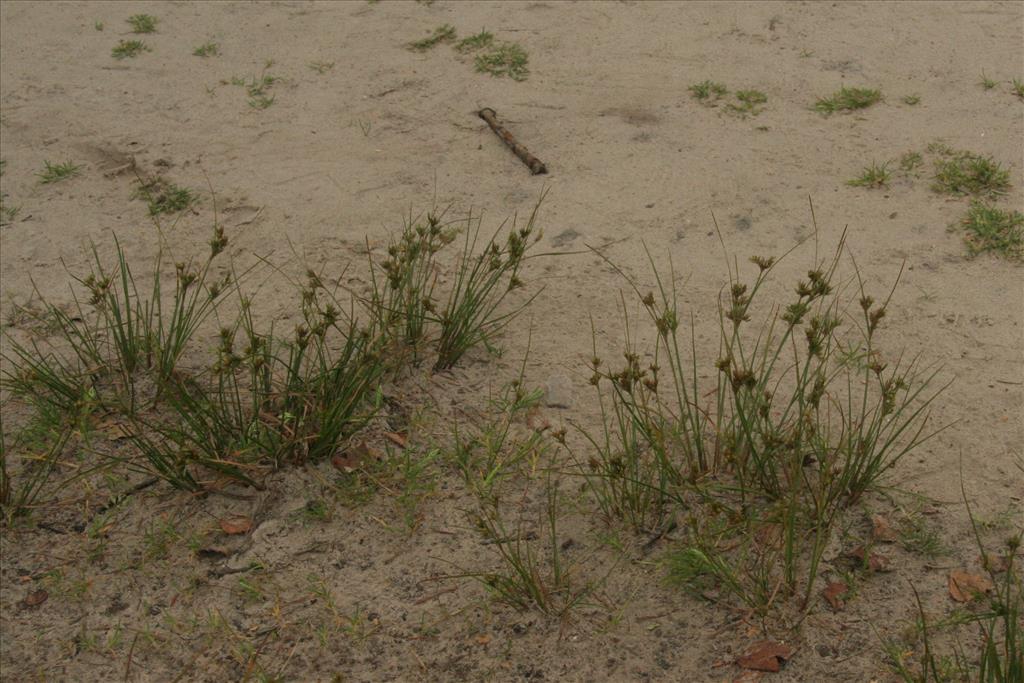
[474, 42, 529, 81]
[932, 153, 1010, 198]
[1012, 78, 1024, 99]
[979, 71, 998, 90]
[957, 200, 1023, 260]
[815, 86, 882, 114]
[126, 14, 157, 34]
[848, 161, 892, 188]
[729, 89, 768, 116]
[37, 160, 82, 184]
[193, 42, 219, 57]
[901, 94, 921, 105]
[408, 24, 456, 51]
[112, 40, 149, 60]
[689, 80, 728, 103]
[455, 30, 494, 53]
[132, 178, 195, 216]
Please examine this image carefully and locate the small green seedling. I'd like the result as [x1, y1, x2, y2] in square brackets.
[408, 24, 456, 51]
[112, 40, 149, 59]
[94, 20, 104, 31]
[979, 72, 997, 90]
[1012, 78, 1024, 99]
[474, 42, 529, 81]
[814, 86, 882, 114]
[901, 94, 920, 105]
[0, 194, 19, 226]
[455, 30, 494, 53]
[933, 152, 1010, 197]
[193, 42, 219, 57]
[689, 80, 728, 103]
[958, 200, 1023, 259]
[126, 14, 157, 34]
[847, 161, 892, 188]
[37, 160, 82, 184]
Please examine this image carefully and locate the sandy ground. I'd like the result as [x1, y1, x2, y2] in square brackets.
[1, 1, 1022, 681]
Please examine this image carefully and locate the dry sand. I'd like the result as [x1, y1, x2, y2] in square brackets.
[1, 1, 1022, 681]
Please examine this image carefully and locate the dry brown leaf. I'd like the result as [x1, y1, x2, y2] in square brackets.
[219, 516, 253, 535]
[475, 634, 492, 646]
[850, 546, 893, 572]
[822, 581, 849, 610]
[20, 589, 48, 609]
[383, 431, 407, 449]
[870, 514, 897, 543]
[737, 640, 794, 673]
[948, 569, 994, 603]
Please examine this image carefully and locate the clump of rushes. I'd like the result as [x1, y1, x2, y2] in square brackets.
[455, 30, 494, 53]
[957, 200, 1023, 259]
[814, 86, 882, 114]
[474, 42, 529, 81]
[126, 14, 157, 33]
[433, 200, 543, 370]
[847, 161, 892, 188]
[112, 40, 149, 59]
[408, 24, 456, 51]
[566, 211, 946, 615]
[689, 80, 728, 103]
[37, 160, 82, 184]
[932, 152, 1010, 198]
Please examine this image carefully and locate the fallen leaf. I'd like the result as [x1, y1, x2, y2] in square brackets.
[948, 570, 994, 603]
[475, 634, 492, 646]
[870, 515, 897, 543]
[850, 546, 893, 572]
[383, 431, 407, 449]
[822, 581, 849, 610]
[737, 640, 794, 673]
[20, 589, 48, 609]
[219, 516, 253, 535]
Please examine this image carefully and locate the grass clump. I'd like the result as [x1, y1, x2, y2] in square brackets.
[227, 70, 277, 110]
[814, 86, 882, 114]
[1012, 78, 1024, 99]
[126, 14, 157, 33]
[957, 201, 1023, 260]
[193, 42, 219, 57]
[979, 72, 998, 90]
[729, 89, 768, 116]
[899, 152, 923, 173]
[455, 30, 494, 53]
[132, 178, 195, 216]
[689, 80, 728, 103]
[932, 153, 1010, 198]
[408, 24, 456, 51]
[848, 161, 892, 188]
[37, 160, 82, 184]
[0, 195, 19, 227]
[475, 42, 529, 81]
[901, 94, 921, 105]
[112, 40, 149, 60]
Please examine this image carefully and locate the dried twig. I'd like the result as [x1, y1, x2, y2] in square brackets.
[478, 108, 547, 175]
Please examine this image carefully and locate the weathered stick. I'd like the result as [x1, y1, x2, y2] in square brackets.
[477, 107, 547, 175]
